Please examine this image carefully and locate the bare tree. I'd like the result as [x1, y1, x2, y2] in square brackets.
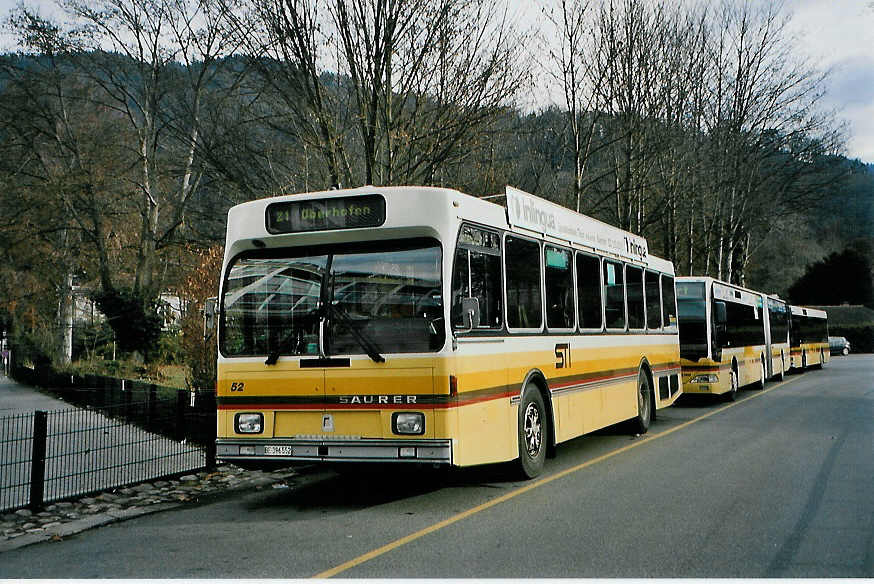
[0, 10, 136, 363]
[52, 0, 249, 300]
[701, 0, 837, 283]
[545, 0, 609, 212]
[240, 0, 530, 190]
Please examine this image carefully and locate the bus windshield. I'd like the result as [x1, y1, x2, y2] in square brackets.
[221, 239, 445, 358]
[676, 282, 707, 359]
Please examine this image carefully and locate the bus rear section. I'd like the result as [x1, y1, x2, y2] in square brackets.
[789, 306, 830, 370]
[676, 277, 770, 400]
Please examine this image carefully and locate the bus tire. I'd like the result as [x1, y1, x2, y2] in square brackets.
[629, 370, 653, 435]
[725, 367, 739, 402]
[517, 384, 547, 479]
[754, 357, 766, 390]
[775, 353, 785, 381]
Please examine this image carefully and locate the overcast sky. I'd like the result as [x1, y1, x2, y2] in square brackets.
[1, 0, 872, 163]
[785, 0, 874, 163]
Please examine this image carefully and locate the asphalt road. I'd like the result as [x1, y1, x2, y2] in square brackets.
[1, 355, 871, 578]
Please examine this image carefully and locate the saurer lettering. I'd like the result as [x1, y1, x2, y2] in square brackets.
[338, 395, 418, 405]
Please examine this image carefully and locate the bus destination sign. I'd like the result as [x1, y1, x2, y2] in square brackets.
[266, 194, 386, 234]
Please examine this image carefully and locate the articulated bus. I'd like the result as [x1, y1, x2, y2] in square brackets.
[215, 185, 682, 478]
[789, 306, 829, 370]
[676, 277, 789, 400]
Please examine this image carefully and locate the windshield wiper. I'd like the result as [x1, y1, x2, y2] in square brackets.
[328, 302, 385, 363]
[264, 311, 319, 365]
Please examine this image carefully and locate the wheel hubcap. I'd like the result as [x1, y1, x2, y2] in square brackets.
[523, 403, 542, 458]
[639, 382, 649, 420]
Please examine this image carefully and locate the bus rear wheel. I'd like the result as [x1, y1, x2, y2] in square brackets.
[629, 370, 653, 435]
[725, 368, 739, 402]
[517, 384, 547, 479]
[754, 358, 766, 390]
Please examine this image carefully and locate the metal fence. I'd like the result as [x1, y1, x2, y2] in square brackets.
[1, 371, 217, 512]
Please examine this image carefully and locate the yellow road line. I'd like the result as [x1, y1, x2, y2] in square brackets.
[313, 377, 793, 578]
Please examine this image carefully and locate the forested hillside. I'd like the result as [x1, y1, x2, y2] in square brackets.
[0, 0, 871, 370]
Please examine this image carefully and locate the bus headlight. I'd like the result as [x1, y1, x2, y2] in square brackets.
[691, 374, 719, 384]
[392, 412, 425, 435]
[235, 413, 264, 434]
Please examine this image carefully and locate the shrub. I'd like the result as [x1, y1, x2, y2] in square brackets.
[93, 288, 163, 357]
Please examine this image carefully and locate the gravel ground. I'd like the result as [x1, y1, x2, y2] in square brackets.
[0, 464, 299, 552]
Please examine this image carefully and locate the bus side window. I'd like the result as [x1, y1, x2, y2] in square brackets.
[451, 227, 503, 329]
[506, 236, 543, 330]
[662, 275, 677, 330]
[626, 265, 645, 330]
[604, 260, 626, 330]
[645, 270, 662, 330]
[544, 245, 574, 330]
[576, 253, 603, 330]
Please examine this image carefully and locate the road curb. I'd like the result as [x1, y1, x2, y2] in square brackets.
[0, 469, 301, 554]
[0, 502, 181, 553]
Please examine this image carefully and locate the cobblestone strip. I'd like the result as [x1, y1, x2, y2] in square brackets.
[0, 465, 298, 553]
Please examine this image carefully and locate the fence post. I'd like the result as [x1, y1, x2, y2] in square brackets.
[199, 390, 217, 470]
[122, 379, 132, 421]
[29, 410, 47, 510]
[205, 434, 217, 470]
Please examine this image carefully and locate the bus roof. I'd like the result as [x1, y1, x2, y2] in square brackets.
[225, 184, 674, 274]
[790, 305, 828, 319]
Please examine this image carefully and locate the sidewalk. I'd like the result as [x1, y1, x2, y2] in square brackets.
[0, 374, 303, 553]
[0, 374, 72, 413]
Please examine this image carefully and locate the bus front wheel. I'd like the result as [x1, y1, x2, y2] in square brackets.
[517, 384, 548, 479]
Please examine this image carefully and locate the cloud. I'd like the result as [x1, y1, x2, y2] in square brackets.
[843, 103, 874, 162]
[824, 56, 874, 108]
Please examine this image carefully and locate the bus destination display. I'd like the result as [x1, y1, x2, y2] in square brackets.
[266, 194, 386, 233]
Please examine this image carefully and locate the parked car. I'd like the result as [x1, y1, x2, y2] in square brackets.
[829, 336, 851, 355]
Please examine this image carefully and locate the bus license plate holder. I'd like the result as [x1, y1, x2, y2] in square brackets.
[264, 445, 294, 456]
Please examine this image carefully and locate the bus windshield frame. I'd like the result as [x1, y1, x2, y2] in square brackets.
[219, 238, 445, 359]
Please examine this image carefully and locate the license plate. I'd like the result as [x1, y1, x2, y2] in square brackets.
[264, 445, 294, 456]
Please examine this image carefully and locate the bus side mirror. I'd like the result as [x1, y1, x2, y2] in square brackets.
[203, 297, 217, 340]
[460, 297, 481, 331]
[714, 301, 727, 325]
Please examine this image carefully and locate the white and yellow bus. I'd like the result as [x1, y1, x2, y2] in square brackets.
[676, 277, 788, 400]
[789, 306, 829, 370]
[215, 185, 682, 478]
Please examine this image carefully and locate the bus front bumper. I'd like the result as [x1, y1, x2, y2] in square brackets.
[216, 438, 452, 464]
